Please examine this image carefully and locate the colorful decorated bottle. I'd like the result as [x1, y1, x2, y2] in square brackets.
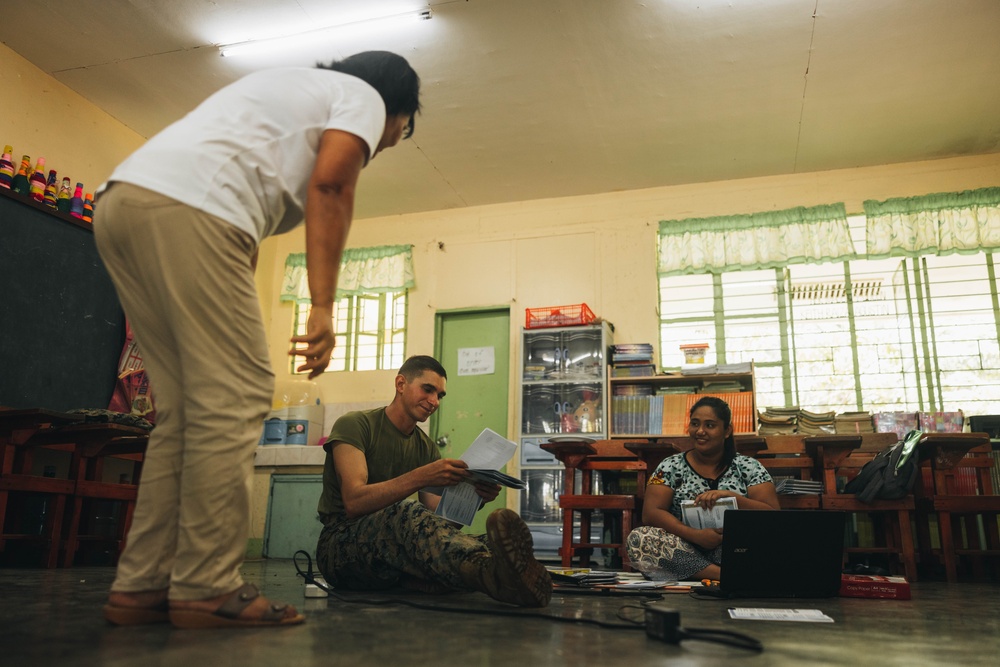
[82, 193, 94, 223]
[43, 169, 59, 208]
[11, 155, 32, 195]
[56, 177, 72, 212]
[0, 146, 14, 189]
[69, 182, 85, 218]
[28, 157, 47, 202]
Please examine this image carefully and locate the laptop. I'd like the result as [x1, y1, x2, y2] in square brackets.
[707, 510, 846, 598]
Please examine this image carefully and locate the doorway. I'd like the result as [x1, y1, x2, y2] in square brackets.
[432, 307, 511, 535]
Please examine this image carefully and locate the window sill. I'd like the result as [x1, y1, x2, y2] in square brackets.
[254, 445, 326, 467]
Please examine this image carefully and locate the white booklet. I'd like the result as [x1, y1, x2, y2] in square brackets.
[680, 496, 737, 529]
[431, 428, 524, 526]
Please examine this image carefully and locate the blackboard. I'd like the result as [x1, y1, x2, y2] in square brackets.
[0, 188, 125, 411]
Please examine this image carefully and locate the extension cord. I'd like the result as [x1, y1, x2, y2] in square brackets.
[304, 576, 329, 598]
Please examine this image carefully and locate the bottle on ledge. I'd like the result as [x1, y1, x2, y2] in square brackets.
[56, 177, 72, 212]
[69, 182, 85, 218]
[43, 169, 59, 208]
[82, 193, 94, 223]
[11, 155, 32, 195]
[28, 157, 47, 202]
[0, 145, 14, 189]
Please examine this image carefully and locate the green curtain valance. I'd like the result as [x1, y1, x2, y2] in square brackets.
[280, 244, 415, 304]
[657, 203, 855, 276]
[864, 187, 1000, 258]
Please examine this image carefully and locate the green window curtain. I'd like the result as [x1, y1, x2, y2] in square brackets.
[657, 203, 855, 277]
[864, 187, 1000, 258]
[280, 244, 415, 304]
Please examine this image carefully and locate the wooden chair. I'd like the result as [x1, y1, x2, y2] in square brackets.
[540, 439, 644, 570]
[917, 432, 997, 582]
[806, 433, 919, 581]
[61, 427, 148, 567]
[0, 409, 85, 567]
[0, 408, 149, 568]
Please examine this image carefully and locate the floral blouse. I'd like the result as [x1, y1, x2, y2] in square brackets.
[647, 452, 773, 521]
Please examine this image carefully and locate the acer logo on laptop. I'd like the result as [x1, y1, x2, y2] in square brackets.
[734, 548, 749, 553]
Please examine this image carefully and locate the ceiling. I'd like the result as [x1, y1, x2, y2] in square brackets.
[3, 0, 999, 220]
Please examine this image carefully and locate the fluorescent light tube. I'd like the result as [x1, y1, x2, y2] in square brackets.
[219, 8, 432, 58]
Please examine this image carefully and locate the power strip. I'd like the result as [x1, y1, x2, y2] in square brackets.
[304, 576, 329, 598]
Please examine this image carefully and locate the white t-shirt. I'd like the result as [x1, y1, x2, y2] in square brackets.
[105, 68, 386, 243]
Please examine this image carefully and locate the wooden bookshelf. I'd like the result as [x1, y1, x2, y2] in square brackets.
[608, 365, 756, 437]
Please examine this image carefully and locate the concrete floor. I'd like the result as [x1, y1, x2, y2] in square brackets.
[1, 561, 998, 667]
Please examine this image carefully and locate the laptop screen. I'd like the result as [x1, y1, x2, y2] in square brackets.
[720, 510, 846, 598]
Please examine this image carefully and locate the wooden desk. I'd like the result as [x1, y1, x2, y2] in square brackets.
[0, 408, 149, 567]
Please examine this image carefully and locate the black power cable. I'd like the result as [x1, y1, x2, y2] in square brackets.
[292, 551, 762, 652]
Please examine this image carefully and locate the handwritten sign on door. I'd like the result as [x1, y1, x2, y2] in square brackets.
[457, 347, 495, 376]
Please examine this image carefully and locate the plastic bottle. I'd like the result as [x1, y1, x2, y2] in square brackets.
[69, 182, 85, 218]
[43, 169, 59, 208]
[82, 193, 94, 223]
[28, 157, 47, 202]
[0, 145, 14, 189]
[56, 177, 72, 212]
[11, 155, 32, 195]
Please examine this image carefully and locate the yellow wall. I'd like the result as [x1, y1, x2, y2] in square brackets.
[0, 43, 144, 195]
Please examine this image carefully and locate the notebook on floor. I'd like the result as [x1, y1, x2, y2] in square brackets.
[708, 509, 846, 598]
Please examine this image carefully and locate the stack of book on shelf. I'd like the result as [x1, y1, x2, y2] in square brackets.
[775, 478, 824, 495]
[610, 343, 655, 377]
[700, 380, 744, 393]
[758, 407, 798, 435]
[679, 361, 752, 376]
[798, 409, 836, 435]
[835, 411, 874, 434]
[612, 383, 656, 434]
[612, 386, 754, 435]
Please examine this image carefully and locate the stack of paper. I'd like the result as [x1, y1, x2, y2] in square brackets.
[775, 478, 824, 495]
[547, 568, 619, 586]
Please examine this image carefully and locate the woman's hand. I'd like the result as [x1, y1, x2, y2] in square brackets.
[289, 304, 335, 378]
[693, 489, 740, 510]
[690, 527, 724, 550]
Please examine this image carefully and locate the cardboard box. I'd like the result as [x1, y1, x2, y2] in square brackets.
[839, 574, 911, 600]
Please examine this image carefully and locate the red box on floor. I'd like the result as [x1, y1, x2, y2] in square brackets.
[839, 574, 911, 600]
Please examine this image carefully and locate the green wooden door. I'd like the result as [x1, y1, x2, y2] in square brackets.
[433, 308, 511, 535]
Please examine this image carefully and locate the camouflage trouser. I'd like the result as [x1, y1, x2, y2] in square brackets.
[626, 525, 722, 581]
[316, 499, 489, 591]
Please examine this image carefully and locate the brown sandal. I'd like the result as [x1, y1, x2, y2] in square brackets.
[168, 583, 305, 629]
[104, 599, 170, 626]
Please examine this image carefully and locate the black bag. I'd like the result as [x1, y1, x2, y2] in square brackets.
[843, 430, 922, 503]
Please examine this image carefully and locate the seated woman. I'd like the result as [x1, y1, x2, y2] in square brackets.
[626, 395, 779, 581]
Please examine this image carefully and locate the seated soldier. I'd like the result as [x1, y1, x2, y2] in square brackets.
[315, 355, 552, 606]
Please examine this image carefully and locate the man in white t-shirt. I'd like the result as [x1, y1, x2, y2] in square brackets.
[95, 51, 421, 629]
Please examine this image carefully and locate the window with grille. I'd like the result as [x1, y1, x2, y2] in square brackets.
[658, 215, 1000, 415]
[291, 290, 407, 373]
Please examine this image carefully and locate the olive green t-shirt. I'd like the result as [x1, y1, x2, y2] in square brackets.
[317, 407, 441, 525]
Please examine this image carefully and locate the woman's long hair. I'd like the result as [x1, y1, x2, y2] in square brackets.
[689, 395, 737, 473]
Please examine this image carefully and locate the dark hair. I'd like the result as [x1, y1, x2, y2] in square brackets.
[317, 51, 421, 138]
[689, 396, 736, 472]
[399, 355, 447, 382]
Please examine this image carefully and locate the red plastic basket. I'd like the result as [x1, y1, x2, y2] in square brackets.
[525, 303, 596, 329]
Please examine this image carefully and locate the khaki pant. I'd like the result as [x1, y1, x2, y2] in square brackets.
[94, 183, 274, 601]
